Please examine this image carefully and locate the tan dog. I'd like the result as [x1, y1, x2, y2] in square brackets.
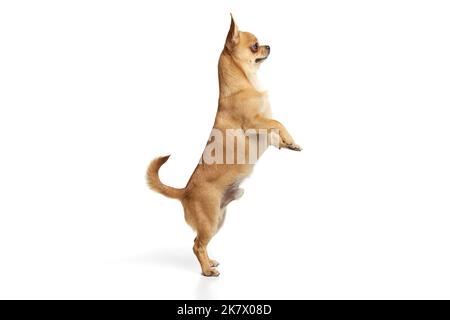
[147, 15, 301, 276]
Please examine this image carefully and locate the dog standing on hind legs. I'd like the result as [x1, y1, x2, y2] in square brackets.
[146, 15, 302, 277]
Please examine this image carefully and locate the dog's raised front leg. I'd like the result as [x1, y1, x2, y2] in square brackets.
[245, 115, 302, 151]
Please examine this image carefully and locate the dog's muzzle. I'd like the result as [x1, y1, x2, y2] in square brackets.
[255, 45, 270, 63]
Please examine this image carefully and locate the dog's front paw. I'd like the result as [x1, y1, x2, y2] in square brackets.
[279, 140, 302, 151]
[202, 268, 220, 277]
[287, 143, 302, 151]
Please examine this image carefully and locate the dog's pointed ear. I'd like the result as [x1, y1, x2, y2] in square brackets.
[225, 13, 239, 51]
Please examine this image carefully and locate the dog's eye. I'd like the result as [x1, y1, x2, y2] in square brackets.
[250, 43, 259, 53]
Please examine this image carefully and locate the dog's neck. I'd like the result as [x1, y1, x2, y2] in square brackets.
[247, 72, 265, 92]
[218, 52, 264, 99]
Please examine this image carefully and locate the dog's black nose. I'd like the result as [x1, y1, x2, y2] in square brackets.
[265, 45, 270, 53]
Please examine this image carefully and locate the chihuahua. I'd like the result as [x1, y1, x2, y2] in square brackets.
[147, 15, 301, 276]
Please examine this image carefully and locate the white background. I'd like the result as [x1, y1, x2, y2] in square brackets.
[1, 0, 449, 299]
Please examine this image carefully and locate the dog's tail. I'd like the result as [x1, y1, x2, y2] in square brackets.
[146, 155, 185, 200]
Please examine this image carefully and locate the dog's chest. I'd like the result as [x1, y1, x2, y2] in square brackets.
[259, 94, 272, 118]
[248, 73, 272, 117]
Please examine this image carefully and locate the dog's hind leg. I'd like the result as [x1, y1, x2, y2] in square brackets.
[194, 228, 219, 276]
[206, 207, 227, 268]
[189, 197, 222, 276]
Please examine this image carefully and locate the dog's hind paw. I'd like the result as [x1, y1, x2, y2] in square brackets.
[209, 259, 220, 267]
[202, 268, 220, 277]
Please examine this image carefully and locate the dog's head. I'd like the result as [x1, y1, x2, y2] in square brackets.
[224, 15, 270, 73]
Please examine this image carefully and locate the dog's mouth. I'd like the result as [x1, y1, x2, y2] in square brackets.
[255, 55, 269, 63]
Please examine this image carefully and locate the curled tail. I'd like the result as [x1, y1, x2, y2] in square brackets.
[146, 155, 185, 200]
